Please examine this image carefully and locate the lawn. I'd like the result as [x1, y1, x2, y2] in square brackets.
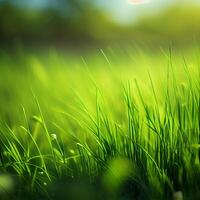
[0, 47, 199, 200]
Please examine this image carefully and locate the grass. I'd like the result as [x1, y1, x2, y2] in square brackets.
[0, 47, 199, 200]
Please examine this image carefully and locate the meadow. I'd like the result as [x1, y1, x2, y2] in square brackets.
[0, 46, 199, 200]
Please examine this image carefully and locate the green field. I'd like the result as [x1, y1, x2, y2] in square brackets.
[0, 47, 199, 200]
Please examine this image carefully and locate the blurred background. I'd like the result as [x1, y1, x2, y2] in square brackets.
[0, 0, 200, 48]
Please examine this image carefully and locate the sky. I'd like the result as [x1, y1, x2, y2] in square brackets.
[96, 0, 200, 23]
[96, 0, 173, 23]
[2, 0, 200, 24]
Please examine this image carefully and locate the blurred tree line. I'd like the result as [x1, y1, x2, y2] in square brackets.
[0, 0, 121, 46]
[0, 1, 200, 47]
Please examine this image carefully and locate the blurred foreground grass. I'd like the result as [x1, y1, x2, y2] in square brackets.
[0, 47, 199, 200]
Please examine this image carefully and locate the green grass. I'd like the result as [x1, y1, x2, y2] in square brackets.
[0, 47, 199, 200]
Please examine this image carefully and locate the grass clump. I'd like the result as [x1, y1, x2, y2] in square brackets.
[0, 47, 199, 200]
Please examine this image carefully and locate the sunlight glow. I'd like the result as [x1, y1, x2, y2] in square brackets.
[128, 0, 151, 5]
